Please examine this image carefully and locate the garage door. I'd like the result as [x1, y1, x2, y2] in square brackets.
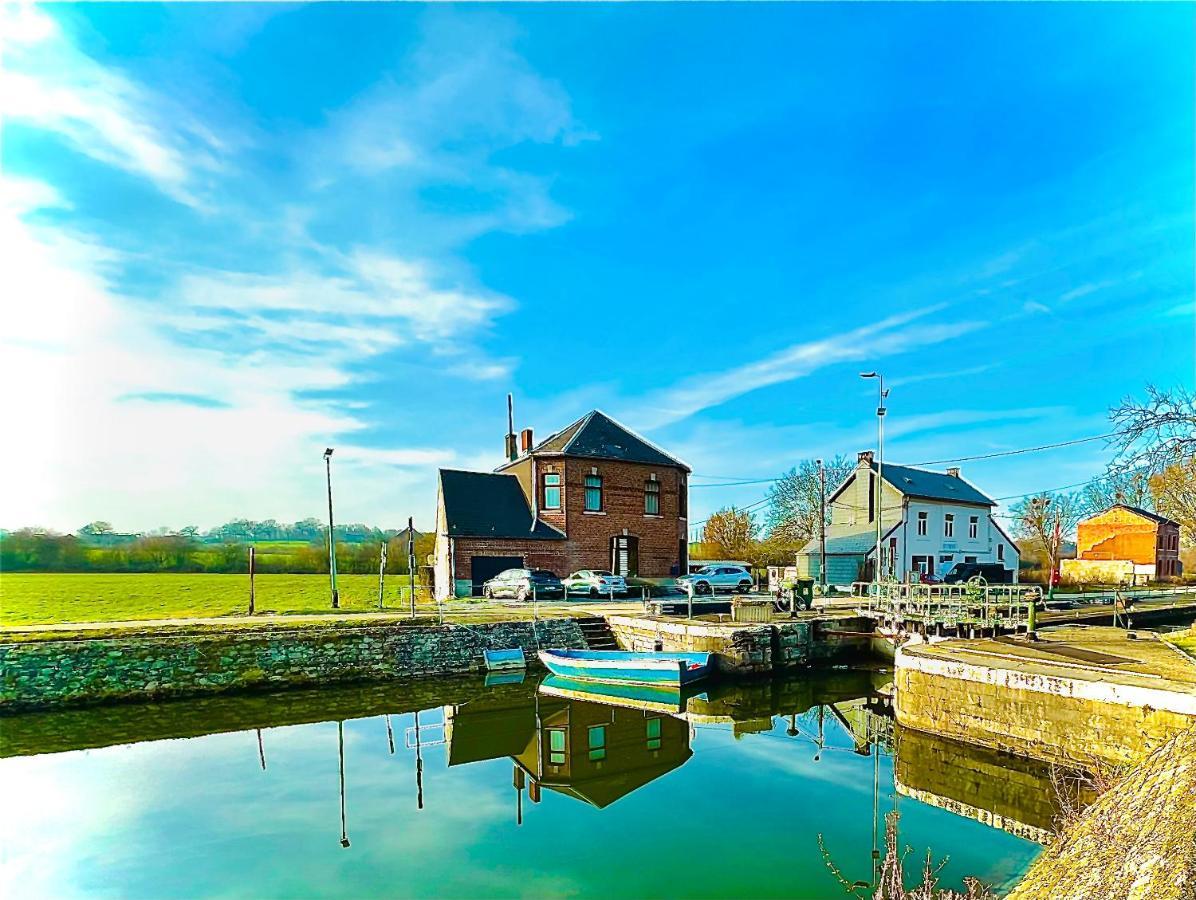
[470, 555, 522, 596]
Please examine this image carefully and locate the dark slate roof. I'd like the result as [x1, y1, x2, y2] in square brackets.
[439, 470, 564, 540]
[1109, 504, 1179, 527]
[529, 410, 690, 471]
[875, 462, 995, 506]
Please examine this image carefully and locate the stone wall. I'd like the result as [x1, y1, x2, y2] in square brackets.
[895, 646, 1196, 767]
[1008, 724, 1196, 900]
[0, 619, 587, 712]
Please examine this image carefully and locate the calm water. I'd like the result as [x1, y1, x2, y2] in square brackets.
[0, 669, 1047, 899]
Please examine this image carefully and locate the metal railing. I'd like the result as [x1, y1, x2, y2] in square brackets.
[852, 581, 1041, 631]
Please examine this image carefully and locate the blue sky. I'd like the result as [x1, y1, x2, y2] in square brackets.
[2, 3, 1193, 532]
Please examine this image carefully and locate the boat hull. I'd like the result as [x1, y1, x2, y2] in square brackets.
[538, 649, 712, 686]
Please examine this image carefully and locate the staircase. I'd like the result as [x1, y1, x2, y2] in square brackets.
[576, 616, 620, 650]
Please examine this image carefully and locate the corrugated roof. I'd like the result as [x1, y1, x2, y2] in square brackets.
[875, 462, 995, 506]
[529, 410, 689, 470]
[439, 470, 564, 540]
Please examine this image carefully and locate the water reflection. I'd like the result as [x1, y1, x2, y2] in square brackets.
[0, 670, 1057, 898]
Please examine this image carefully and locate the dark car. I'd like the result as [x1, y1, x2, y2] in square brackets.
[941, 563, 1015, 585]
[482, 568, 565, 601]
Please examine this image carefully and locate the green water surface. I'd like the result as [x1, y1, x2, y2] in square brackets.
[0, 669, 1045, 899]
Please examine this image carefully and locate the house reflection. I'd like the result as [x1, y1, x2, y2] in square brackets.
[444, 677, 692, 810]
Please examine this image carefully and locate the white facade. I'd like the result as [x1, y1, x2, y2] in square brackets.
[801, 453, 1019, 583]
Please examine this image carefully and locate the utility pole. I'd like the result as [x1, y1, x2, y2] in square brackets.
[817, 458, 827, 589]
[408, 516, 417, 617]
[860, 373, 888, 582]
[324, 448, 339, 609]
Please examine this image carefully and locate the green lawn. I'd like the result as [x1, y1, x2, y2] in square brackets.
[0, 573, 427, 626]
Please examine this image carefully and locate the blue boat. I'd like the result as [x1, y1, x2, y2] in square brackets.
[537, 648, 713, 687]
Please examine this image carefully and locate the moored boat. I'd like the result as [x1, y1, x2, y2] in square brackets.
[537, 648, 712, 686]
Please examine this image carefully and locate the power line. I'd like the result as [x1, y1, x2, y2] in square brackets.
[905, 432, 1121, 467]
[688, 430, 1122, 489]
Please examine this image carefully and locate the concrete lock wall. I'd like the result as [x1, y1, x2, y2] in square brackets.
[606, 616, 871, 674]
[0, 619, 587, 712]
[894, 647, 1196, 768]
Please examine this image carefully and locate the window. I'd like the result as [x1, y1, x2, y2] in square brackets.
[588, 725, 607, 762]
[944, 514, 954, 538]
[547, 728, 566, 766]
[917, 511, 928, 536]
[969, 516, 979, 539]
[542, 472, 561, 510]
[645, 478, 660, 515]
[939, 554, 953, 564]
[646, 717, 662, 751]
[585, 474, 603, 511]
[997, 543, 1005, 561]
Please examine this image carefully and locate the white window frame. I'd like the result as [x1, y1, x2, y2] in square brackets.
[543, 472, 561, 510]
[944, 514, 954, 538]
[968, 516, 978, 539]
[916, 511, 927, 536]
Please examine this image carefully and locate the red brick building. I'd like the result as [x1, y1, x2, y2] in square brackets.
[433, 410, 690, 598]
[1071, 504, 1182, 579]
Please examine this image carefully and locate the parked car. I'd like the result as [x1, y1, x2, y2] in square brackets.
[482, 568, 565, 601]
[563, 570, 627, 597]
[676, 565, 754, 595]
[941, 563, 1015, 585]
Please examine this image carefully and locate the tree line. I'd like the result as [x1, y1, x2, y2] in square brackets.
[1, 528, 435, 575]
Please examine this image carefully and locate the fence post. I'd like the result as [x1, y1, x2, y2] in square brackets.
[248, 546, 255, 615]
[378, 542, 387, 612]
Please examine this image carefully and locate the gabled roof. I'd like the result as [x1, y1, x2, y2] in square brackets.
[799, 523, 901, 557]
[524, 410, 690, 471]
[876, 462, 995, 506]
[439, 470, 564, 541]
[1103, 504, 1179, 527]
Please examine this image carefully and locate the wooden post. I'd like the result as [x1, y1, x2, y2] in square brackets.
[248, 546, 255, 615]
[408, 517, 417, 618]
[378, 541, 387, 611]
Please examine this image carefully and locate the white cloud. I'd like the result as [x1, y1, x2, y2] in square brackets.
[0, 6, 222, 208]
[627, 307, 985, 430]
[0, 177, 459, 530]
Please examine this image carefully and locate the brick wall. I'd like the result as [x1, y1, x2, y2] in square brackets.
[557, 457, 686, 577]
[1076, 508, 1180, 575]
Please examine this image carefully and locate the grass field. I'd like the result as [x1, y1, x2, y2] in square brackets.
[0, 573, 432, 626]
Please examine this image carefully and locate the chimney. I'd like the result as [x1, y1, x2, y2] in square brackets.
[946, 467, 961, 478]
[520, 428, 534, 453]
[857, 450, 874, 467]
[504, 393, 518, 462]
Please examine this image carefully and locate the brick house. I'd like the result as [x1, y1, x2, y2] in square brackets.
[433, 410, 690, 599]
[1062, 505, 1182, 584]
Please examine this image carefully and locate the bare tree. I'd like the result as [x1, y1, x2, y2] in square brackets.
[1109, 385, 1196, 471]
[1011, 491, 1083, 574]
[765, 454, 854, 544]
[702, 507, 758, 560]
[1081, 468, 1153, 515]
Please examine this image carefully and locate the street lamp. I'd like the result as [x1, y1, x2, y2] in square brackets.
[324, 448, 339, 609]
[859, 373, 888, 583]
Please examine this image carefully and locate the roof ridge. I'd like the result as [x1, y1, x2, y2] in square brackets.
[559, 409, 599, 454]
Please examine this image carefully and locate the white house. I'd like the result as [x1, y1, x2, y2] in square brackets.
[798, 451, 1019, 585]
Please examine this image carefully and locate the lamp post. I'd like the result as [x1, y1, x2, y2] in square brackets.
[859, 373, 888, 583]
[324, 448, 339, 609]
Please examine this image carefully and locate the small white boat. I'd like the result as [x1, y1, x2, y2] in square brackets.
[537, 649, 712, 686]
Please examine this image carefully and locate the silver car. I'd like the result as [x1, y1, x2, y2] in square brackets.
[677, 565, 754, 595]
[563, 569, 628, 597]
